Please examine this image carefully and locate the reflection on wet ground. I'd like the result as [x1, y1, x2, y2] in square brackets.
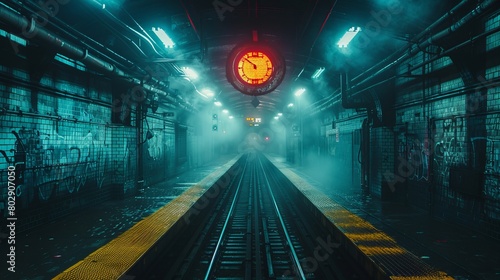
[6, 155, 235, 280]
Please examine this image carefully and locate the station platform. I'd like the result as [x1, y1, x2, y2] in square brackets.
[3, 153, 499, 279]
[267, 155, 500, 280]
[1, 154, 239, 280]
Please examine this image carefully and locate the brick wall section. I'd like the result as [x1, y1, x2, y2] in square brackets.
[370, 127, 395, 199]
[110, 125, 137, 197]
[142, 115, 177, 186]
[0, 53, 125, 231]
[374, 12, 500, 239]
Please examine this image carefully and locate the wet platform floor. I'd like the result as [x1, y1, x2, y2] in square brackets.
[2, 153, 500, 280]
[1, 154, 237, 280]
[278, 155, 500, 280]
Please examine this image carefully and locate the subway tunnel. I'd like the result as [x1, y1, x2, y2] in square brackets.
[0, 0, 500, 279]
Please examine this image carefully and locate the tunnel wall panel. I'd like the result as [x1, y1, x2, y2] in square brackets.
[310, 11, 500, 239]
[0, 51, 199, 233]
[381, 13, 500, 239]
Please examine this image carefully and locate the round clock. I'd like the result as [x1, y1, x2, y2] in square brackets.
[227, 43, 285, 96]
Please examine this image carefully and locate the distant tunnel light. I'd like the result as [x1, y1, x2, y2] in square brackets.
[311, 67, 325, 79]
[294, 88, 306, 97]
[214, 101, 222, 107]
[337, 27, 361, 48]
[152, 27, 175, 48]
[182, 67, 198, 80]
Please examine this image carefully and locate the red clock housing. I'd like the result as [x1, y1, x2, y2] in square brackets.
[227, 43, 285, 96]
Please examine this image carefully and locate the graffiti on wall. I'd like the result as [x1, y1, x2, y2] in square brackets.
[147, 130, 164, 161]
[397, 133, 430, 182]
[471, 137, 500, 175]
[432, 117, 467, 189]
[470, 137, 500, 220]
[396, 121, 431, 183]
[0, 122, 109, 209]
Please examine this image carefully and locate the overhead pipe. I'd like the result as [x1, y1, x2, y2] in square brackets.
[179, 0, 200, 41]
[340, 72, 354, 109]
[120, 7, 167, 51]
[308, 1, 494, 115]
[310, 92, 341, 115]
[17, 0, 176, 80]
[90, 0, 164, 58]
[95, 6, 162, 56]
[351, 0, 471, 84]
[310, 1, 500, 116]
[349, 0, 496, 96]
[294, 0, 337, 81]
[0, 7, 119, 74]
[6, 0, 140, 72]
[0, 5, 197, 113]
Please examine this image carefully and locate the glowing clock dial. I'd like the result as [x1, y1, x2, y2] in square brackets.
[227, 43, 286, 96]
[237, 52, 274, 85]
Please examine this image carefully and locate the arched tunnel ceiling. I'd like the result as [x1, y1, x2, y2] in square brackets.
[8, 0, 464, 120]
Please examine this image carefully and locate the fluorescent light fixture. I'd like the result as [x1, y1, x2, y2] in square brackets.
[214, 101, 222, 107]
[287, 103, 294, 107]
[294, 88, 306, 97]
[102, 3, 106, 9]
[0, 28, 27, 46]
[182, 67, 198, 80]
[152, 27, 175, 48]
[229, 115, 234, 119]
[274, 116, 279, 120]
[222, 109, 229, 114]
[277, 112, 283, 116]
[311, 67, 325, 79]
[201, 88, 214, 97]
[337, 27, 361, 48]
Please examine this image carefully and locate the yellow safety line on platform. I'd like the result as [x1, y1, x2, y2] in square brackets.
[53, 157, 239, 280]
[268, 156, 454, 280]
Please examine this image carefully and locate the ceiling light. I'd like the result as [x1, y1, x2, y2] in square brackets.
[277, 112, 283, 116]
[274, 116, 279, 120]
[229, 115, 234, 119]
[337, 27, 361, 48]
[311, 67, 325, 79]
[182, 67, 198, 80]
[222, 109, 229, 114]
[201, 88, 214, 97]
[294, 88, 306, 97]
[152, 27, 175, 48]
[214, 101, 222, 107]
[288, 103, 294, 107]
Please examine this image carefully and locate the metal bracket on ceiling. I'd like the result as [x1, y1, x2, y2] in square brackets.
[252, 30, 258, 42]
[251, 96, 260, 108]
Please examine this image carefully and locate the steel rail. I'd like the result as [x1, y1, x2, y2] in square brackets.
[257, 156, 307, 280]
[203, 160, 248, 280]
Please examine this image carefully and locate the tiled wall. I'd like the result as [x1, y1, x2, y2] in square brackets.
[386, 13, 500, 238]
[142, 116, 176, 186]
[0, 42, 212, 232]
[315, 12, 500, 239]
[0, 53, 122, 231]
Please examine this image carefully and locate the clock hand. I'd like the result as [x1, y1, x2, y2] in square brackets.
[244, 58, 257, 69]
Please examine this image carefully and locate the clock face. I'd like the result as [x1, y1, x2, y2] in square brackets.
[237, 52, 273, 85]
[227, 43, 285, 96]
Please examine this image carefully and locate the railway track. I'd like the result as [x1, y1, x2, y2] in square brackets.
[156, 152, 364, 280]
